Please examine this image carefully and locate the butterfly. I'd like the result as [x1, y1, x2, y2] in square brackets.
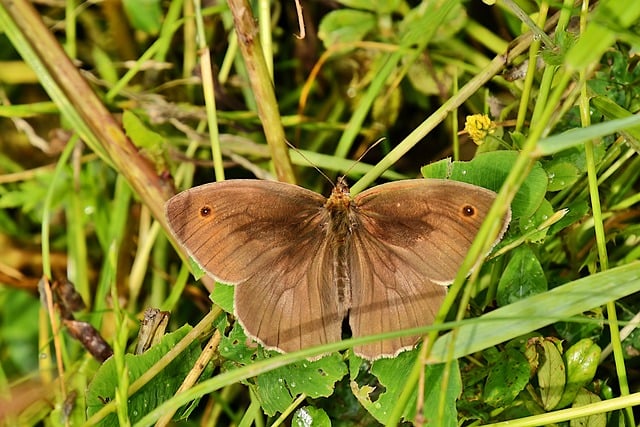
[165, 178, 510, 360]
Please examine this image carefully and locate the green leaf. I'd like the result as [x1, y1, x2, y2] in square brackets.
[554, 309, 604, 344]
[570, 389, 605, 427]
[421, 158, 452, 179]
[292, 406, 331, 427]
[352, 351, 460, 425]
[545, 161, 581, 192]
[217, 297, 348, 417]
[556, 339, 601, 409]
[0, 288, 40, 374]
[318, 10, 376, 47]
[183, 256, 206, 280]
[518, 198, 554, 242]
[336, 0, 401, 13]
[483, 348, 530, 407]
[421, 362, 460, 426]
[591, 95, 640, 152]
[399, 0, 466, 44]
[86, 325, 207, 425]
[122, 110, 164, 150]
[407, 62, 455, 96]
[539, 144, 607, 193]
[548, 200, 590, 235]
[218, 321, 255, 364]
[210, 282, 234, 314]
[122, 110, 168, 172]
[251, 353, 348, 416]
[430, 261, 640, 362]
[536, 339, 565, 410]
[564, 0, 640, 71]
[0, 172, 64, 214]
[536, 113, 640, 155]
[497, 246, 547, 306]
[122, 0, 163, 34]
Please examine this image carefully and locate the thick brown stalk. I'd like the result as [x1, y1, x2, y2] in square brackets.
[227, 0, 296, 184]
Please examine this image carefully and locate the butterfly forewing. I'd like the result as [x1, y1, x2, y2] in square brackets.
[166, 180, 325, 283]
[353, 179, 501, 282]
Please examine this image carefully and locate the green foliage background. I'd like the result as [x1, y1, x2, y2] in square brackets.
[1, 0, 640, 425]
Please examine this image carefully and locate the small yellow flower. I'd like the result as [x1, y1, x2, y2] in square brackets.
[465, 114, 496, 145]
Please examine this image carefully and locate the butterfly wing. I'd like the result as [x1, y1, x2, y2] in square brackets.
[165, 180, 344, 354]
[234, 237, 343, 354]
[348, 179, 510, 359]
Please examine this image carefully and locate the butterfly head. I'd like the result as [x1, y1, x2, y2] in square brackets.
[325, 177, 352, 210]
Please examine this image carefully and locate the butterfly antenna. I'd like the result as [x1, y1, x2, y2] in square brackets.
[342, 137, 386, 177]
[285, 137, 385, 186]
[284, 139, 335, 186]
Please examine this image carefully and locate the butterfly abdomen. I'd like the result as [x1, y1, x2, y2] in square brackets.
[323, 181, 357, 311]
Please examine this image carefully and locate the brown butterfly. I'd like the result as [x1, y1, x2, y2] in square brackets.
[165, 178, 511, 360]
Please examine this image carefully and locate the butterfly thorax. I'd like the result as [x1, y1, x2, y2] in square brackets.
[323, 178, 356, 309]
[324, 178, 356, 239]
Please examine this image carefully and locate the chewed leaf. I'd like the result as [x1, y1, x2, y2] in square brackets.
[251, 353, 348, 416]
[351, 351, 460, 425]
